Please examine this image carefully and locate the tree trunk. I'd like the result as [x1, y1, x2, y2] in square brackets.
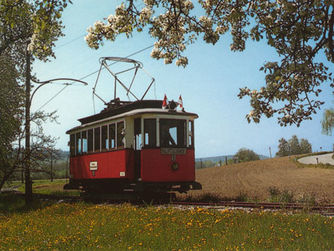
[25, 49, 32, 204]
[0, 173, 9, 192]
[50, 152, 53, 182]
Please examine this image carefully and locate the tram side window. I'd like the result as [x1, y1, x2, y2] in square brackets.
[144, 119, 156, 147]
[117, 121, 125, 148]
[160, 119, 186, 147]
[134, 118, 141, 150]
[189, 120, 194, 148]
[101, 125, 108, 151]
[70, 134, 75, 156]
[109, 124, 116, 149]
[88, 129, 93, 152]
[76, 132, 81, 154]
[94, 127, 101, 152]
[82, 131, 88, 153]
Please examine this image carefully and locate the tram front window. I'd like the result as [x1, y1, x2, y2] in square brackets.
[144, 119, 156, 148]
[160, 119, 186, 147]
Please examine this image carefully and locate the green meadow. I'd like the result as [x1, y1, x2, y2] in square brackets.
[0, 195, 333, 250]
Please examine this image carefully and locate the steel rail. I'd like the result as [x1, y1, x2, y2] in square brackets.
[171, 201, 334, 215]
[12, 192, 334, 216]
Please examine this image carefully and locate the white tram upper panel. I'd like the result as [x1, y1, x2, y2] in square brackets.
[66, 99, 198, 151]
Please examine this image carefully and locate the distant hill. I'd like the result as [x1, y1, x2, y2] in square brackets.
[195, 154, 268, 169]
[196, 154, 268, 162]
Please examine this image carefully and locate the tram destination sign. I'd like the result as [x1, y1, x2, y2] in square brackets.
[161, 148, 186, 155]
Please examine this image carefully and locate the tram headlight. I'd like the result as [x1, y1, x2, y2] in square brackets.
[171, 161, 179, 171]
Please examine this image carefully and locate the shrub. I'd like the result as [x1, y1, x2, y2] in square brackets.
[234, 148, 260, 163]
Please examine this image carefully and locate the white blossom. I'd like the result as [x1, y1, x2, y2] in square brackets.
[139, 7, 152, 22]
[164, 57, 173, 64]
[175, 57, 188, 67]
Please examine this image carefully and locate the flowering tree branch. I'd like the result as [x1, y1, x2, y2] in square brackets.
[86, 0, 334, 126]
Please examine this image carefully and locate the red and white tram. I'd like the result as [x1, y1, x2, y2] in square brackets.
[64, 57, 201, 193]
[64, 98, 201, 193]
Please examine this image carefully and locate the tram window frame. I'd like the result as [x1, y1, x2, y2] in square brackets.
[88, 129, 93, 153]
[160, 119, 186, 148]
[82, 131, 88, 153]
[109, 123, 116, 149]
[76, 132, 81, 154]
[188, 120, 194, 148]
[134, 118, 141, 150]
[94, 127, 101, 152]
[144, 119, 156, 148]
[117, 121, 125, 149]
[101, 125, 108, 151]
[70, 134, 75, 157]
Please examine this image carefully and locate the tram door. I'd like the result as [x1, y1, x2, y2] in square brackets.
[134, 118, 141, 180]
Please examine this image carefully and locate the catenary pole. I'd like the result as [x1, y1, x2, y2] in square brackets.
[23, 74, 88, 204]
[24, 47, 33, 204]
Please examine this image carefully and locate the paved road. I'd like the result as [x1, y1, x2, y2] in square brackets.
[298, 153, 334, 165]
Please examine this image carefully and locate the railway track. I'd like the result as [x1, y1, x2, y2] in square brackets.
[171, 201, 334, 216]
[25, 192, 334, 216]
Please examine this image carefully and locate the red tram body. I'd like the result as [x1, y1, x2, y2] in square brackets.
[64, 99, 201, 193]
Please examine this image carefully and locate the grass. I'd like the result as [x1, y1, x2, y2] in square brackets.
[4, 154, 334, 204]
[0, 200, 333, 250]
[0, 193, 51, 214]
[3, 179, 80, 196]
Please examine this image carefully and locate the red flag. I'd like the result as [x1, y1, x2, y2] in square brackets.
[178, 95, 183, 110]
[162, 94, 168, 109]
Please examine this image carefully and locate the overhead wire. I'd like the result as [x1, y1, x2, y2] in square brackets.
[36, 84, 70, 111]
[55, 33, 86, 50]
[34, 44, 155, 111]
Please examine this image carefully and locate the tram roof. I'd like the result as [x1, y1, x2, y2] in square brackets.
[66, 99, 198, 134]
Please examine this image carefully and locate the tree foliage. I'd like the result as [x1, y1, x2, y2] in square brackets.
[0, 0, 70, 60]
[0, 54, 24, 190]
[288, 135, 301, 155]
[321, 108, 334, 135]
[276, 135, 312, 157]
[0, 51, 60, 190]
[234, 148, 260, 162]
[0, 110, 59, 191]
[300, 138, 312, 154]
[86, 0, 334, 126]
[276, 137, 289, 157]
[0, 0, 70, 191]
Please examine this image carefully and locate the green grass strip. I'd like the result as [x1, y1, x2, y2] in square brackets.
[0, 202, 333, 250]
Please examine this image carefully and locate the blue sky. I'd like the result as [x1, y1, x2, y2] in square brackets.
[32, 0, 334, 158]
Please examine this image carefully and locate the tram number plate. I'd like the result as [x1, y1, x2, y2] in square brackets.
[89, 161, 98, 171]
[161, 148, 186, 155]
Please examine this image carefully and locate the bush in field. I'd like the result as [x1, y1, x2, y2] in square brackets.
[268, 186, 295, 203]
[234, 148, 260, 163]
